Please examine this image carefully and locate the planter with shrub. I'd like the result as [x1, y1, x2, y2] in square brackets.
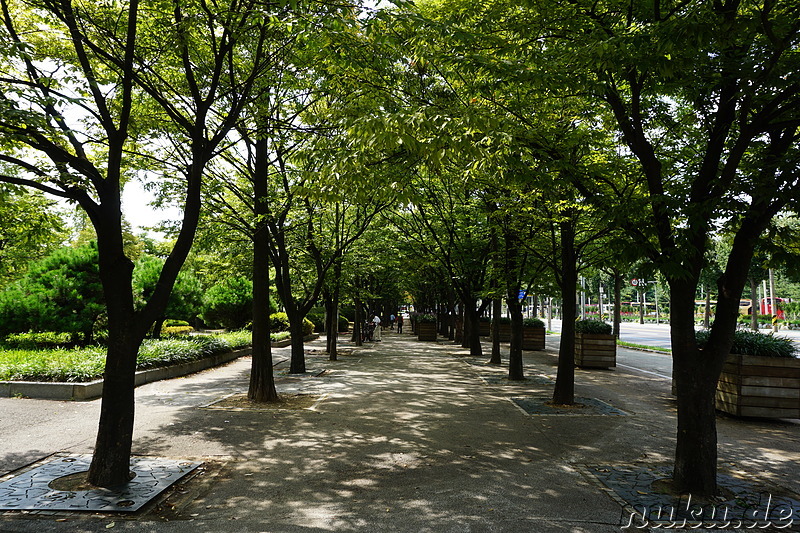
[697, 330, 800, 418]
[416, 314, 437, 341]
[522, 318, 546, 351]
[478, 316, 491, 337]
[492, 316, 512, 342]
[574, 319, 615, 369]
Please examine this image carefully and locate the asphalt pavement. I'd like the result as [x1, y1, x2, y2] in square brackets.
[1, 330, 799, 532]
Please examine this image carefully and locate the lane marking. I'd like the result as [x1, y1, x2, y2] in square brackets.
[616, 363, 671, 380]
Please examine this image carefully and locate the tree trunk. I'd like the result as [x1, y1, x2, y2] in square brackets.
[288, 310, 306, 374]
[670, 279, 720, 495]
[151, 317, 165, 339]
[87, 326, 139, 487]
[613, 271, 622, 337]
[490, 297, 502, 364]
[352, 295, 363, 346]
[507, 295, 524, 380]
[553, 219, 576, 405]
[704, 285, 712, 329]
[749, 278, 758, 331]
[464, 299, 482, 357]
[248, 136, 278, 402]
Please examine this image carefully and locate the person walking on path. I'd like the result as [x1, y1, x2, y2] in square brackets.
[397, 314, 404, 333]
[372, 314, 382, 341]
[389, 313, 396, 330]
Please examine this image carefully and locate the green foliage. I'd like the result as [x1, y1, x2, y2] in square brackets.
[163, 319, 190, 327]
[338, 315, 350, 332]
[417, 313, 436, 323]
[2, 332, 72, 350]
[269, 312, 314, 336]
[493, 317, 511, 325]
[523, 318, 544, 328]
[306, 308, 326, 332]
[695, 330, 797, 359]
[0, 185, 68, 288]
[575, 319, 613, 335]
[0, 244, 104, 342]
[133, 256, 203, 323]
[0, 331, 252, 382]
[201, 277, 254, 329]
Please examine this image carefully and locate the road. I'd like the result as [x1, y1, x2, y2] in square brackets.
[545, 318, 800, 381]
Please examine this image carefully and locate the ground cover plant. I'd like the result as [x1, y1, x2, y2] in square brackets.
[0, 331, 252, 383]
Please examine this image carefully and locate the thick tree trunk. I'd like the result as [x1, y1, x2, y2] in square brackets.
[87, 326, 139, 487]
[507, 296, 524, 381]
[553, 219, 577, 405]
[288, 313, 306, 374]
[248, 139, 277, 402]
[670, 280, 719, 495]
[352, 295, 363, 346]
[490, 297, 502, 364]
[464, 299, 482, 357]
[151, 317, 165, 339]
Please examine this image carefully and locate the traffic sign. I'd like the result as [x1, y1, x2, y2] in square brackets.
[630, 278, 647, 287]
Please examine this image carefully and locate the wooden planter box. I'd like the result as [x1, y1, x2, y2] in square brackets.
[478, 321, 491, 337]
[492, 322, 511, 342]
[716, 353, 800, 418]
[574, 333, 616, 368]
[522, 326, 546, 351]
[417, 322, 437, 341]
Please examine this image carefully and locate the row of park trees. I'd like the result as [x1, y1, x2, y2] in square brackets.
[1, 0, 798, 500]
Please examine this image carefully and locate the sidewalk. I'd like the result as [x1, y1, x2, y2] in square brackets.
[1, 330, 799, 532]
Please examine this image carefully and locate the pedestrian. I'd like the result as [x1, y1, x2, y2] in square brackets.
[372, 314, 382, 342]
[390, 313, 396, 330]
[397, 314, 404, 333]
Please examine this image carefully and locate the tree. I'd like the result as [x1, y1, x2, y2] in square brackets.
[0, 243, 104, 342]
[552, 0, 800, 495]
[0, 184, 67, 287]
[0, 0, 275, 486]
[133, 255, 202, 336]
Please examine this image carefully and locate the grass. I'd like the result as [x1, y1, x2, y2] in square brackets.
[617, 340, 671, 353]
[0, 330, 253, 383]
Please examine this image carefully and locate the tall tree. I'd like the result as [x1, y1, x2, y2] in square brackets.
[0, 0, 273, 486]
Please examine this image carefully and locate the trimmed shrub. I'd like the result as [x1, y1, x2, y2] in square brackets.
[575, 319, 613, 335]
[3, 331, 72, 349]
[338, 315, 349, 332]
[269, 312, 314, 336]
[696, 329, 797, 358]
[417, 313, 436, 323]
[523, 318, 545, 328]
[201, 277, 253, 329]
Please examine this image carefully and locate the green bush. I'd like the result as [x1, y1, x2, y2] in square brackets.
[269, 312, 314, 336]
[417, 313, 436, 323]
[478, 316, 491, 322]
[575, 319, 613, 335]
[523, 318, 545, 328]
[306, 308, 325, 333]
[338, 315, 350, 332]
[695, 329, 797, 358]
[201, 277, 254, 329]
[493, 316, 512, 325]
[163, 319, 190, 327]
[3, 331, 72, 349]
[0, 330, 253, 383]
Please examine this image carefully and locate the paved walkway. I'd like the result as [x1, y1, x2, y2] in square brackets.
[1, 330, 799, 532]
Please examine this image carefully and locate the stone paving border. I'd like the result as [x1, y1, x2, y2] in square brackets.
[479, 374, 554, 386]
[0, 453, 200, 513]
[578, 464, 800, 529]
[510, 396, 629, 416]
